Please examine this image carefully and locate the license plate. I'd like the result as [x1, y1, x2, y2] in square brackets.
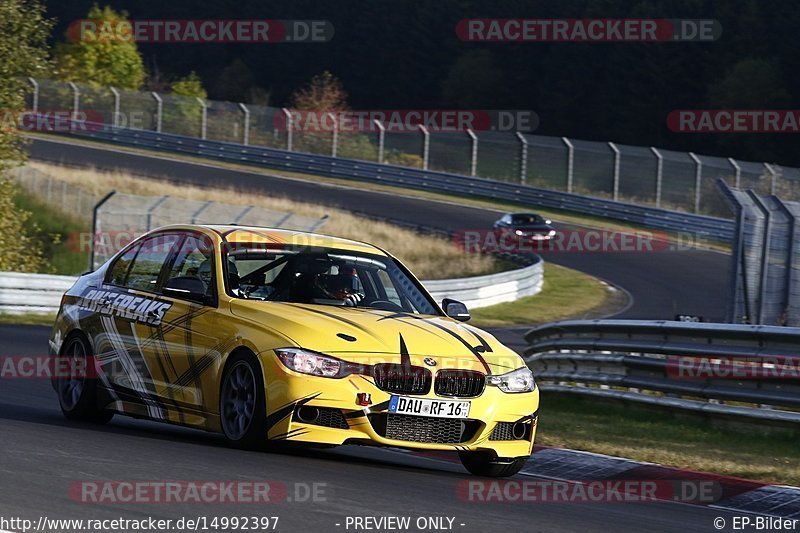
[388, 396, 471, 418]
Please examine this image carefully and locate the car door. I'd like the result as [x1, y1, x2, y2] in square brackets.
[151, 231, 235, 426]
[95, 232, 181, 421]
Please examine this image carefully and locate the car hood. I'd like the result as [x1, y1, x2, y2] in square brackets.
[230, 300, 522, 374]
[513, 224, 553, 232]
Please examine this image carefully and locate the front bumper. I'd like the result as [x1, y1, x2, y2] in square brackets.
[261, 352, 539, 458]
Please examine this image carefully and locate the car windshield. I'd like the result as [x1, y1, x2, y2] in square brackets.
[512, 214, 544, 225]
[223, 243, 440, 315]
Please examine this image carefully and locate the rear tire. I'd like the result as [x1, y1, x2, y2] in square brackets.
[458, 451, 528, 477]
[220, 353, 268, 450]
[57, 333, 114, 424]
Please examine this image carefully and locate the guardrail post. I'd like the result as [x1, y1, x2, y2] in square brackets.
[197, 98, 207, 139]
[562, 137, 574, 193]
[764, 163, 778, 195]
[419, 125, 430, 170]
[689, 152, 702, 213]
[650, 147, 663, 208]
[109, 87, 120, 128]
[467, 128, 478, 176]
[68, 82, 80, 133]
[516, 132, 528, 185]
[239, 103, 250, 145]
[90, 191, 116, 271]
[282, 107, 293, 151]
[28, 77, 39, 114]
[151, 92, 163, 133]
[146, 195, 170, 231]
[374, 119, 385, 163]
[329, 112, 338, 157]
[728, 158, 741, 189]
[609, 142, 621, 201]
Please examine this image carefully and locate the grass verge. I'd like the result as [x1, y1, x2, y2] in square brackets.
[0, 313, 56, 326]
[539, 394, 800, 486]
[470, 263, 624, 327]
[13, 188, 89, 275]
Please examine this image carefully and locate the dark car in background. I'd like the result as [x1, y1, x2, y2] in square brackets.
[493, 213, 556, 241]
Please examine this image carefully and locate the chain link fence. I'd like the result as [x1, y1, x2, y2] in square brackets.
[25, 77, 800, 217]
[6, 164, 328, 271]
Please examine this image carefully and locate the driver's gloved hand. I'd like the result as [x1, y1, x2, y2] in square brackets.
[343, 293, 364, 307]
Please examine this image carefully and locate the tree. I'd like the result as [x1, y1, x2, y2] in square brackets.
[0, 179, 47, 272]
[171, 71, 207, 99]
[0, 0, 53, 171]
[290, 71, 349, 111]
[54, 4, 145, 89]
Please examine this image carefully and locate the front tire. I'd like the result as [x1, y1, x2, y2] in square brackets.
[220, 353, 267, 450]
[458, 451, 529, 477]
[56, 333, 113, 424]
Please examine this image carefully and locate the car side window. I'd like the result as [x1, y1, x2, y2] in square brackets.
[106, 243, 141, 286]
[165, 234, 215, 296]
[125, 234, 181, 293]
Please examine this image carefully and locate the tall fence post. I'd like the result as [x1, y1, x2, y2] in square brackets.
[650, 147, 663, 208]
[68, 82, 80, 133]
[282, 107, 293, 151]
[773, 197, 796, 325]
[609, 142, 621, 201]
[90, 191, 117, 271]
[374, 119, 385, 163]
[728, 158, 741, 189]
[562, 137, 574, 193]
[28, 77, 39, 114]
[764, 163, 778, 195]
[748, 192, 772, 325]
[467, 128, 478, 176]
[239, 103, 250, 146]
[689, 152, 702, 213]
[516, 132, 528, 185]
[419, 125, 430, 170]
[329, 112, 338, 157]
[197, 98, 207, 140]
[109, 87, 120, 128]
[152, 92, 163, 133]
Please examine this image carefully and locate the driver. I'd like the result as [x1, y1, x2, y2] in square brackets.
[318, 267, 365, 307]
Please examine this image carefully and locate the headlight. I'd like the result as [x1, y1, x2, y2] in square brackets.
[487, 367, 536, 393]
[275, 348, 342, 377]
[548, 229, 556, 236]
[514, 229, 524, 236]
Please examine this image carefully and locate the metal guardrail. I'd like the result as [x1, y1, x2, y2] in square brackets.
[0, 273, 76, 314]
[52, 123, 736, 242]
[524, 319, 800, 425]
[0, 259, 543, 315]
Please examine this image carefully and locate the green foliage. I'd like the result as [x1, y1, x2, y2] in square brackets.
[0, 178, 48, 273]
[54, 4, 145, 89]
[171, 71, 207, 99]
[0, 0, 52, 171]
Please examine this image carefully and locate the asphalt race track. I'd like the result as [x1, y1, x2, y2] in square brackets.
[0, 324, 743, 532]
[28, 137, 731, 325]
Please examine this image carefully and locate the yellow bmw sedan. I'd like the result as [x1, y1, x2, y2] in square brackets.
[49, 225, 539, 477]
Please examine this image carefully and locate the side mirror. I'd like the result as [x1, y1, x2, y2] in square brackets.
[442, 298, 470, 322]
[164, 276, 208, 304]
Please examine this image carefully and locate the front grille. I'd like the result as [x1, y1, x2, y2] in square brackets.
[369, 413, 481, 444]
[372, 363, 431, 395]
[435, 370, 485, 397]
[292, 407, 349, 429]
[489, 421, 530, 441]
